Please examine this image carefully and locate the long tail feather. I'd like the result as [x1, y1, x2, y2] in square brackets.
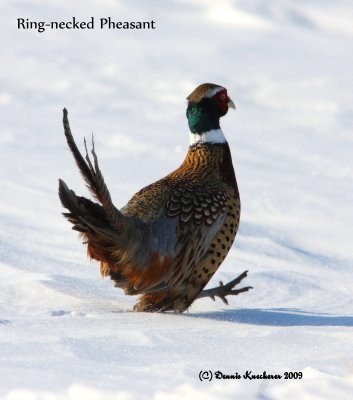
[62, 108, 123, 229]
[62, 108, 95, 190]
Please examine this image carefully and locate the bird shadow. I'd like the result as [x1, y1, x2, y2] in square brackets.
[189, 308, 353, 327]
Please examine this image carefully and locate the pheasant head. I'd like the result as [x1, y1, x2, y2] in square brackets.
[186, 83, 235, 143]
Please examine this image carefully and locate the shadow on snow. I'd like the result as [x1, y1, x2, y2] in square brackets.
[190, 308, 353, 327]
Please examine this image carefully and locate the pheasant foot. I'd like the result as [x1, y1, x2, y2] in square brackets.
[196, 270, 252, 305]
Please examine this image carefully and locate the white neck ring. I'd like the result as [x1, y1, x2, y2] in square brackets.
[189, 129, 227, 145]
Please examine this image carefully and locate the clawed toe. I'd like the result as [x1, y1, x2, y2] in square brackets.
[196, 270, 252, 305]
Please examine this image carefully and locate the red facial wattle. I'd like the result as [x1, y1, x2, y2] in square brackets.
[212, 89, 235, 114]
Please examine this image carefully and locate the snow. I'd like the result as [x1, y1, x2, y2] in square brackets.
[1, 0, 353, 399]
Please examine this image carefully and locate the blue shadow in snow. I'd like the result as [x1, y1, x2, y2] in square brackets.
[191, 308, 353, 327]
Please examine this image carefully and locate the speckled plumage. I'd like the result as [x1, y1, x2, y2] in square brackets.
[59, 83, 251, 312]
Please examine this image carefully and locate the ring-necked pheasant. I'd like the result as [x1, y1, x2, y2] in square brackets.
[58, 83, 252, 312]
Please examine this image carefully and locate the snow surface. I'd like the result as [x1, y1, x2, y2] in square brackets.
[1, 0, 353, 399]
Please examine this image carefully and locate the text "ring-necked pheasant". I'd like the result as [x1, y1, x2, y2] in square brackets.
[58, 83, 252, 312]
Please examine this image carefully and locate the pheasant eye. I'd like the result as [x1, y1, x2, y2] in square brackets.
[220, 93, 226, 101]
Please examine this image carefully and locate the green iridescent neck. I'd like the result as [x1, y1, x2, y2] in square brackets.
[186, 102, 220, 134]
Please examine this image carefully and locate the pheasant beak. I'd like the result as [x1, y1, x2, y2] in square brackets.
[228, 98, 236, 110]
